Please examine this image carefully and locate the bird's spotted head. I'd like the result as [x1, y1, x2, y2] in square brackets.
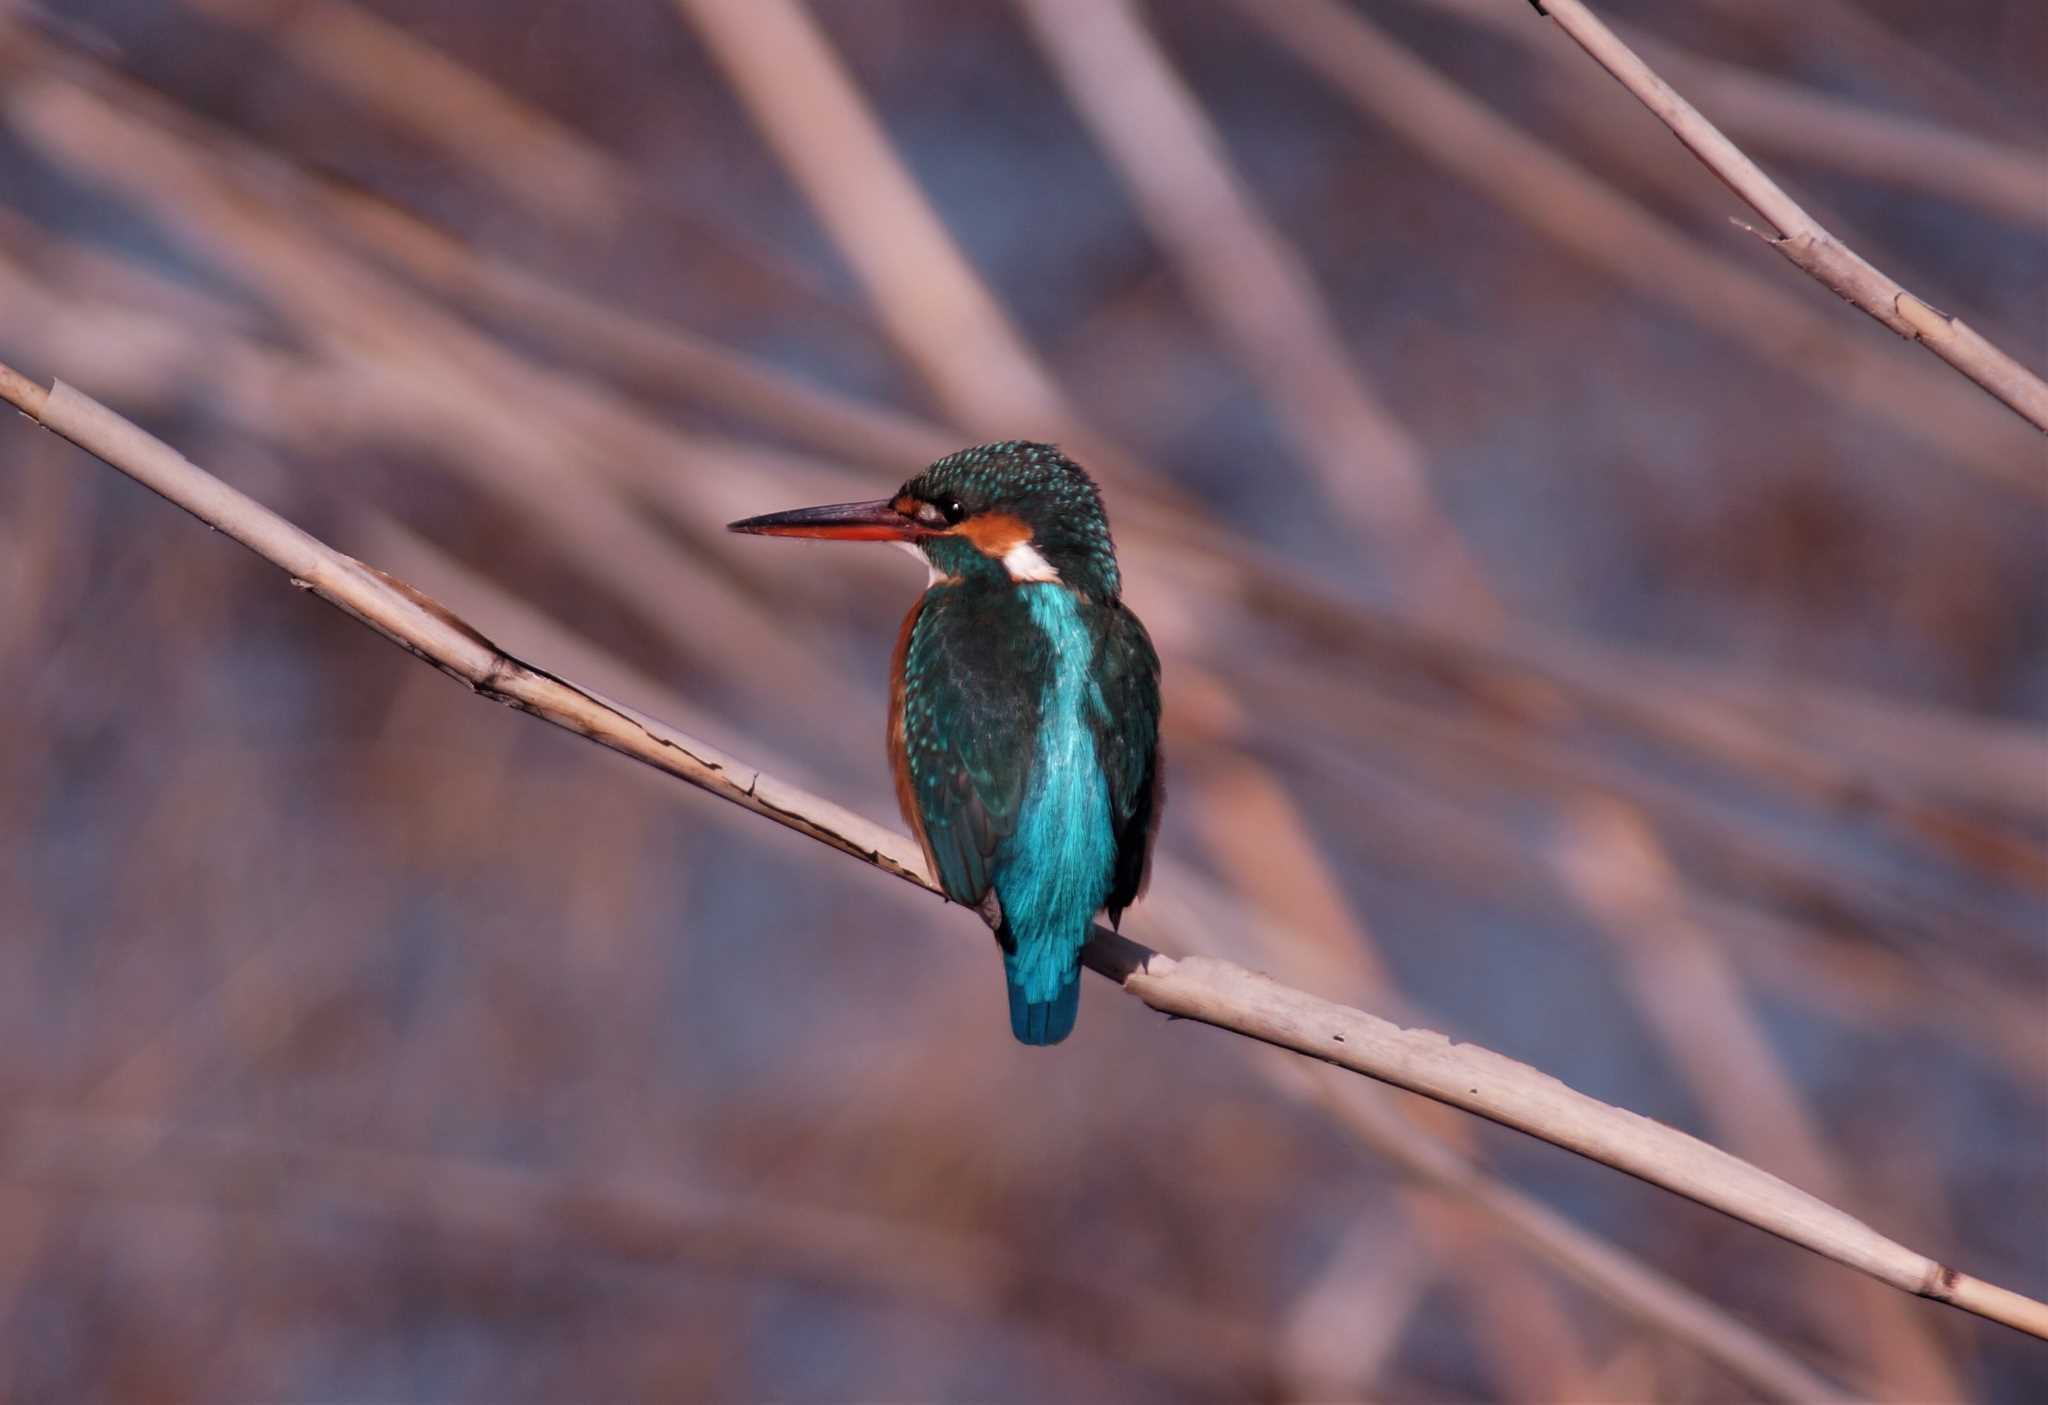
[728, 442, 1122, 602]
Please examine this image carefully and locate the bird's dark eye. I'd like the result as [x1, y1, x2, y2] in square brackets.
[911, 496, 968, 528]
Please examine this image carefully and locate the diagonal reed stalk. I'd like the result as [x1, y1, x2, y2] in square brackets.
[4, 358, 2043, 1348]
[1406, 0, 2048, 233]
[1531, 0, 2048, 435]
[1224, 0, 2040, 494]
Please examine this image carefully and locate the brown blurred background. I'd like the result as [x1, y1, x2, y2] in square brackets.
[1, 0, 2043, 1399]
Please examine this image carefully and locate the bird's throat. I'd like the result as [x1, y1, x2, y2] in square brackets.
[892, 538, 954, 588]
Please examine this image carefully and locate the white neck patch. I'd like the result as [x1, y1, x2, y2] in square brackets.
[1001, 540, 1062, 584]
[892, 538, 952, 588]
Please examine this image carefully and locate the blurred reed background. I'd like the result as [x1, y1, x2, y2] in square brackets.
[0, 0, 2043, 1399]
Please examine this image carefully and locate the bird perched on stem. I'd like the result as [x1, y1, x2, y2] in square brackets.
[730, 443, 1162, 1045]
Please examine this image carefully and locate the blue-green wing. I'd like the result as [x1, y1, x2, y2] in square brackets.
[899, 591, 1046, 929]
[1089, 601, 1162, 924]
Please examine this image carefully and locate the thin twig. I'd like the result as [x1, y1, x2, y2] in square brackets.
[3, 359, 2043, 1343]
[1532, 0, 2048, 434]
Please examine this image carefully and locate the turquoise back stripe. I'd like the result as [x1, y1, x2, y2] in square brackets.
[998, 585, 1116, 1005]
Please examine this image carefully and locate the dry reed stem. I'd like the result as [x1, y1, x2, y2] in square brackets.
[1186, 759, 1596, 1400]
[0, 360, 46, 418]
[0, 69, 863, 728]
[3, 23, 1170, 616]
[1533, 0, 2048, 435]
[1014, 0, 1502, 632]
[1415, 1199, 1601, 1398]
[0, 359, 1853, 1399]
[4, 361, 2042, 1344]
[0, 75, 2022, 875]
[2, 1109, 1274, 1390]
[180, 0, 857, 324]
[19, 14, 2035, 836]
[16, 45, 2021, 841]
[320, 161, 2048, 834]
[1291, 718, 2046, 1093]
[1225, 0, 2040, 494]
[70, 514, 741, 1116]
[1254, 656, 2036, 969]
[296, 173, 2039, 827]
[1560, 802, 1962, 1399]
[670, 0, 1075, 436]
[1278, 1212, 1429, 1398]
[1305, 1067, 1849, 1404]
[185, 0, 628, 230]
[352, 193, 2042, 838]
[1408, 0, 2048, 232]
[1521, 641, 2048, 867]
[1695, 895, 2047, 1090]
[7, 166, 2028, 936]
[0, 1185, 46, 1405]
[1187, 762, 1758, 1399]
[1703, 0, 2040, 152]
[337, 181, 2045, 846]
[658, 0, 1234, 542]
[1641, 40, 2048, 235]
[389, 526, 1854, 1400]
[320, 191, 959, 471]
[1191, 754, 1888, 1398]
[1242, 550, 2048, 831]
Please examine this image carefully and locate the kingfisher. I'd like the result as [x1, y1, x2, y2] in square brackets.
[729, 442, 1162, 1045]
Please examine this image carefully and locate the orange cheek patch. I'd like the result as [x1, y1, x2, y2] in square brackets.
[948, 511, 1033, 557]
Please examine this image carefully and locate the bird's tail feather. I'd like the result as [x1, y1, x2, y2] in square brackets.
[1006, 967, 1080, 1046]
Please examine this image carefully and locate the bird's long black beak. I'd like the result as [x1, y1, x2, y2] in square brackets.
[727, 498, 922, 542]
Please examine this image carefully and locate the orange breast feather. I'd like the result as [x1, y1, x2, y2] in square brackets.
[888, 595, 938, 882]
